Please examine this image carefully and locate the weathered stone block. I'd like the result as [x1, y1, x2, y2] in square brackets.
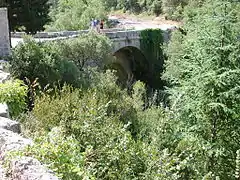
[0, 8, 10, 57]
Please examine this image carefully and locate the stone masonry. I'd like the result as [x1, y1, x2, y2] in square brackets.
[0, 8, 10, 57]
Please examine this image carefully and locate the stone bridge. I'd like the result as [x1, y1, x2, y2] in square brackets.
[0, 7, 174, 89]
[9, 28, 170, 53]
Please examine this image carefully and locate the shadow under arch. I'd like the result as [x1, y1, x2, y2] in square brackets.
[108, 46, 151, 89]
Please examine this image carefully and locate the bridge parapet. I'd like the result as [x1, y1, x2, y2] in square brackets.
[105, 30, 141, 40]
[10, 28, 133, 39]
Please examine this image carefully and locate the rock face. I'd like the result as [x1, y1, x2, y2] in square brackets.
[9, 157, 59, 180]
[0, 103, 59, 180]
[0, 128, 33, 158]
[0, 117, 21, 134]
[0, 103, 9, 118]
[0, 124, 60, 180]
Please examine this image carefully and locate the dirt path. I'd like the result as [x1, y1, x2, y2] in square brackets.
[109, 13, 181, 30]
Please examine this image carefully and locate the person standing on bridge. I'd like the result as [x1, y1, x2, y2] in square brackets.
[90, 18, 95, 30]
[93, 19, 99, 32]
[100, 20, 104, 30]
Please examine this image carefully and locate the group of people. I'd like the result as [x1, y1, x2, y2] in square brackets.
[90, 19, 104, 32]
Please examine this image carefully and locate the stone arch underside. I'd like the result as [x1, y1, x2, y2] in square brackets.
[109, 46, 150, 89]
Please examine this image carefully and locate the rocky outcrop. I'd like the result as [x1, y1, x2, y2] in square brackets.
[0, 117, 21, 134]
[8, 157, 59, 180]
[0, 103, 9, 118]
[0, 127, 32, 157]
[0, 68, 59, 179]
[0, 118, 60, 180]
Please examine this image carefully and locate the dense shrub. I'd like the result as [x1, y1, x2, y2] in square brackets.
[9, 36, 81, 88]
[20, 71, 136, 136]
[18, 71, 145, 179]
[161, 0, 187, 20]
[9, 33, 112, 89]
[18, 74, 188, 179]
[0, 79, 27, 117]
[58, 32, 112, 71]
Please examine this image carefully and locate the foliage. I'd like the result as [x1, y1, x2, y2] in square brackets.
[161, 0, 187, 20]
[152, 0, 162, 16]
[19, 72, 146, 179]
[18, 74, 191, 179]
[58, 32, 112, 71]
[23, 128, 87, 179]
[9, 33, 112, 88]
[19, 71, 136, 136]
[46, 0, 106, 31]
[0, 79, 27, 117]
[163, 0, 240, 178]
[103, 0, 162, 16]
[140, 29, 164, 89]
[9, 36, 82, 88]
[0, 0, 50, 33]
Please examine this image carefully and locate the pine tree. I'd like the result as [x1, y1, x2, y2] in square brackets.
[164, 0, 240, 178]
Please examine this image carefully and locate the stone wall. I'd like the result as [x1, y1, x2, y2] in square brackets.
[0, 8, 10, 57]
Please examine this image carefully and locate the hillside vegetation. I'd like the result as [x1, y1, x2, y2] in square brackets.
[2, 0, 205, 32]
[1, 0, 240, 179]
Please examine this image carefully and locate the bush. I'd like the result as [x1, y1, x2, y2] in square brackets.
[58, 32, 112, 71]
[9, 33, 112, 89]
[9, 36, 81, 88]
[0, 79, 27, 117]
[152, 0, 162, 16]
[19, 76, 147, 179]
[17, 69, 196, 179]
[20, 70, 136, 136]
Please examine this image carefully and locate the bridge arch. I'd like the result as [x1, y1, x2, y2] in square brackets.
[111, 35, 141, 53]
[108, 46, 150, 88]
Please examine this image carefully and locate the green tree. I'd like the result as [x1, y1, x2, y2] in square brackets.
[162, 0, 188, 20]
[164, 0, 240, 178]
[19, 0, 50, 33]
[0, 0, 50, 33]
[46, 0, 106, 31]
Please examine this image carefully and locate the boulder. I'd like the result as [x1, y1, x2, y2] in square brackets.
[9, 156, 59, 180]
[0, 128, 32, 158]
[0, 103, 9, 118]
[0, 70, 10, 83]
[0, 117, 20, 134]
